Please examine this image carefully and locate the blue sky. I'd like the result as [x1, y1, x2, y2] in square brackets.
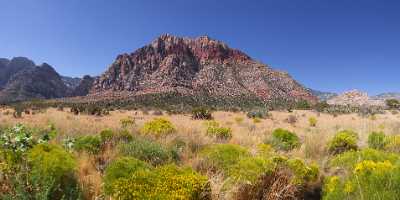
[1, 0, 399, 95]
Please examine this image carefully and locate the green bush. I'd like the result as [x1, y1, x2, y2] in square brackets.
[386, 99, 400, 109]
[103, 157, 151, 195]
[227, 157, 274, 184]
[328, 130, 358, 155]
[368, 131, 388, 150]
[115, 129, 134, 142]
[192, 107, 213, 120]
[118, 136, 178, 166]
[205, 121, 232, 141]
[295, 100, 311, 110]
[74, 135, 102, 154]
[111, 164, 210, 200]
[100, 129, 114, 143]
[246, 110, 268, 119]
[266, 128, 301, 151]
[199, 144, 251, 174]
[27, 144, 80, 200]
[140, 118, 176, 138]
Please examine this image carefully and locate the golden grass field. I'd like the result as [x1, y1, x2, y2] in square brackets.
[1, 107, 400, 199]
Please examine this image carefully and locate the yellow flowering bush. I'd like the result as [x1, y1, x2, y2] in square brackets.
[103, 157, 151, 195]
[309, 117, 317, 127]
[198, 144, 251, 174]
[330, 148, 399, 170]
[140, 118, 176, 138]
[327, 130, 358, 155]
[111, 164, 210, 200]
[324, 160, 400, 200]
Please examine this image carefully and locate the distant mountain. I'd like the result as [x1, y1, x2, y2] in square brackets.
[71, 75, 95, 96]
[0, 57, 35, 90]
[90, 34, 317, 105]
[0, 62, 69, 102]
[61, 76, 82, 89]
[309, 89, 337, 101]
[371, 92, 400, 101]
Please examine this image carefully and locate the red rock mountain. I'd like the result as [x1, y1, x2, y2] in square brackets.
[91, 34, 317, 104]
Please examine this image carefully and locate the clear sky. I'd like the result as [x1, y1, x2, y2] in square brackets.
[1, 0, 399, 95]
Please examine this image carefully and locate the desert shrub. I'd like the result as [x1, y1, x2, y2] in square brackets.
[74, 135, 102, 154]
[118, 136, 178, 166]
[227, 157, 275, 185]
[13, 105, 23, 118]
[140, 118, 176, 138]
[308, 117, 317, 127]
[266, 128, 301, 151]
[27, 144, 80, 200]
[368, 131, 388, 150]
[100, 129, 114, 143]
[314, 101, 330, 112]
[285, 158, 319, 185]
[205, 121, 232, 141]
[120, 117, 135, 129]
[115, 129, 133, 142]
[192, 107, 213, 120]
[103, 157, 151, 195]
[234, 157, 319, 200]
[323, 160, 400, 200]
[329, 148, 400, 171]
[198, 144, 251, 174]
[295, 100, 311, 110]
[111, 164, 210, 200]
[327, 130, 358, 155]
[246, 109, 268, 119]
[386, 99, 400, 109]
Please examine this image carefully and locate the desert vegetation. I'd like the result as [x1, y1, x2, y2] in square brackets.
[1, 104, 400, 200]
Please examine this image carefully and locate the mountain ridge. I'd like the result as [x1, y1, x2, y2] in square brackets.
[90, 34, 317, 105]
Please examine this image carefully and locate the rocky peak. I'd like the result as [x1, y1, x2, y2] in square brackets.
[8, 57, 35, 68]
[91, 34, 316, 104]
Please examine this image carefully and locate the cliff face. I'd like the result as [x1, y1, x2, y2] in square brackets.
[91, 34, 317, 103]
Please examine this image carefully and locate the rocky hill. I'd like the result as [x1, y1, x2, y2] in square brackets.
[0, 57, 35, 90]
[91, 34, 317, 105]
[327, 90, 384, 106]
[0, 62, 69, 103]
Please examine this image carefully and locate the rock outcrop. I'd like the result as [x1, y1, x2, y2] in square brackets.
[91, 34, 317, 104]
[327, 90, 384, 106]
